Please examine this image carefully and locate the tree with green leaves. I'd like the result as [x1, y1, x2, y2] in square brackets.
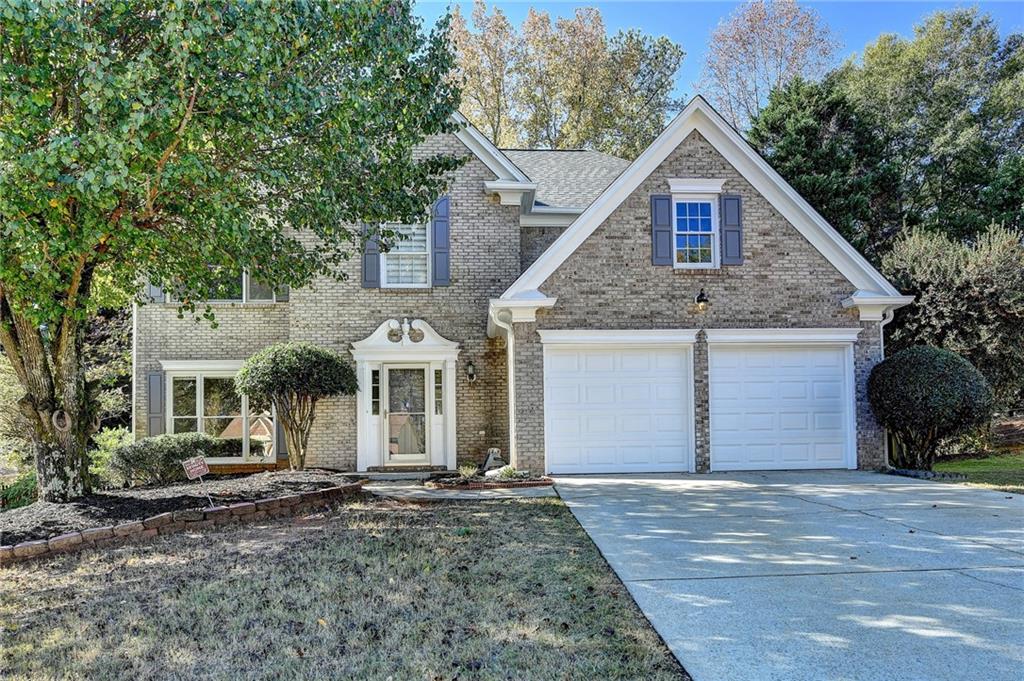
[748, 76, 900, 260]
[0, 1, 460, 501]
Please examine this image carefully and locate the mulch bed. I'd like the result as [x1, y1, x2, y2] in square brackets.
[0, 469, 358, 546]
[425, 476, 554, 490]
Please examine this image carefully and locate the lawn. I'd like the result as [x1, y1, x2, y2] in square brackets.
[0, 496, 687, 680]
[934, 452, 1024, 493]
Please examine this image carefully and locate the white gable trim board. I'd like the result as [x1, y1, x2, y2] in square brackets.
[499, 97, 912, 322]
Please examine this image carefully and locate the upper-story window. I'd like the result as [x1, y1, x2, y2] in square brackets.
[674, 197, 719, 269]
[166, 270, 285, 304]
[381, 222, 430, 288]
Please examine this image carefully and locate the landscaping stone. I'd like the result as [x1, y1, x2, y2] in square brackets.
[279, 494, 303, 507]
[229, 502, 256, 515]
[0, 545, 14, 563]
[159, 522, 186, 535]
[172, 509, 205, 523]
[113, 521, 144, 537]
[142, 512, 174, 529]
[81, 526, 114, 542]
[48, 532, 84, 551]
[203, 506, 232, 521]
[184, 520, 214, 531]
[13, 540, 49, 558]
[140, 528, 158, 538]
[255, 497, 281, 511]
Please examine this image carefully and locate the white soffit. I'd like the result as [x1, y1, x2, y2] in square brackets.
[500, 96, 904, 301]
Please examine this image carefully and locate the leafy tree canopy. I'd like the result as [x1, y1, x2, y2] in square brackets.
[0, 1, 461, 501]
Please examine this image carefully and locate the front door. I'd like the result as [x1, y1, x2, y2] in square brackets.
[382, 365, 430, 465]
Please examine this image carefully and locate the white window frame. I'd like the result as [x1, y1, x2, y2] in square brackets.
[165, 270, 281, 304]
[672, 193, 720, 270]
[380, 222, 432, 289]
[163, 365, 276, 464]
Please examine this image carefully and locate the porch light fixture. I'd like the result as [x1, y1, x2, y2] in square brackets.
[694, 288, 710, 312]
[466, 360, 477, 383]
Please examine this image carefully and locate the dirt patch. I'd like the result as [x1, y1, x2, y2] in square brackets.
[0, 469, 358, 545]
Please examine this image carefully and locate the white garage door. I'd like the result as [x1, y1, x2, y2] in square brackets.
[544, 346, 693, 474]
[709, 345, 854, 471]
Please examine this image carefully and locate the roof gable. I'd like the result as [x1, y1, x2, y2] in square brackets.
[500, 96, 904, 301]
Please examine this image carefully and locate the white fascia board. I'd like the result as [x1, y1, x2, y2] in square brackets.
[704, 328, 862, 344]
[500, 96, 904, 300]
[668, 178, 726, 194]
[520, 210, 581, 228]
[841, 291, 916, 321]
[538, 329, 699, 345]
[160, 359, 245, 372]
[452, 113, 530, 183]
[483, 179, 538, 209]
[487, 296, 557, 338]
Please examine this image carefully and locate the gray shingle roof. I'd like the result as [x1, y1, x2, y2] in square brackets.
[501, 149, 630, 209]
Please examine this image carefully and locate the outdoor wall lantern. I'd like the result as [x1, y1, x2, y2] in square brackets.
[466, 360, 477, 383]
[694, 288, 710, 313]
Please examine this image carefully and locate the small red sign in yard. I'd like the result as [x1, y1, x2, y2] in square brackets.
[182, 456, 209, 480]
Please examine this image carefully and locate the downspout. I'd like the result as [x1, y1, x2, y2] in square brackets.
[490, 309, 516, 467]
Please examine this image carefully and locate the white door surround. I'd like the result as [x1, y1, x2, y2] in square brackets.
[539, 330, 698, 474]
[351, 319, 459, 471]
[706, 328, 860, 471]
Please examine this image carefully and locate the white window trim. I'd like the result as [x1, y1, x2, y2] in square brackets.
[380, 222, 432, 289]
[164, 271, 282, 305]
[538, 329, 699, 346]
[704, 328, 862, 344]
[672, 193, 720, 270]
[163, 365, 276, 464]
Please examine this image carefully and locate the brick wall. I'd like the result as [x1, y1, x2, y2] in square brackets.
[134, 132, 519, 470]
[510, 130, 887, 472]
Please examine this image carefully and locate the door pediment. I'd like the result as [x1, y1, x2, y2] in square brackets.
[351, 318, 460, 361]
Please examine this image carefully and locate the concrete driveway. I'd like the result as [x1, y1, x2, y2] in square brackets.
[555, 471, 1024, 681]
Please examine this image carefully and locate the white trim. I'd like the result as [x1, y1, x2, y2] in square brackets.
[538, 329, 699, 346]
[704, 328, 862, 344]
[542, 342, 697, 474]
[380, 222, 431, 289]
[452, 113, 531, 184]
[672, 194, 720, 270]
[381, 363, 432, 466]
[160, 359, 245, 372]
[520, 206, 583, 228]
[484, 180, 538, 208]
[486, 296, 557, 338]
[669, 178, 726, 194]
[501, 96, 904, 300]
[841, 290, 916, 321]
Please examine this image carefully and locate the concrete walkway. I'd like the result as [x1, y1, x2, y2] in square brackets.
[366, 481, 556, 501]
[556, 471, 1024, 681]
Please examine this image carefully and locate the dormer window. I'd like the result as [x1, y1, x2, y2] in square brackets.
[381, 222, 430, 288]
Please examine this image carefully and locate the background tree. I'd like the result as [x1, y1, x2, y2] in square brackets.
[452, 1, 684, 158]
[840, 8, 1023, 242]
[699, 0, 839, 129]
[235, 343, 358, 471]
[450, 1, 520, 147]
[882, 226, 1024, 410]
[748, 76, 900, 259]
[0, 1, 460, 501]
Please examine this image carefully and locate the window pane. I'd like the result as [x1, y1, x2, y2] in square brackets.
[699, 202, 711, 217]
[248, 409, 275, 459]
[675, 202, 686, 218]
[203, 417, 244, 457]
[172, 378, 196, 417]
[389, 368, 426, 413]
[385, 253, 428, 285]
[207, 268, 244, 301]
[434, 369, 443, 416]
[371, 370, 381, 416]
[204, 377, 242, 417]
[390, 224, 428, 253]
[247, 276, 274, 301]
[173, 417, 197, 434]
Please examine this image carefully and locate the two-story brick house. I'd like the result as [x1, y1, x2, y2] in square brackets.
[133, 97, 913, 475]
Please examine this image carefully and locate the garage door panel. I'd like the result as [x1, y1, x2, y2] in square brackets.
[710, 345, 852, 471]
[546, 346, 693, 474]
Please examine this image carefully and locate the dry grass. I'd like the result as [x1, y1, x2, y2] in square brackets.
[0, 496, 686, 680]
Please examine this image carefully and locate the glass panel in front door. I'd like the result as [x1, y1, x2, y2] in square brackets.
[386, 368, 427, 463]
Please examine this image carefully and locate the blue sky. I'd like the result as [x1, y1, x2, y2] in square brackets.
[414, 1, 1023, 99]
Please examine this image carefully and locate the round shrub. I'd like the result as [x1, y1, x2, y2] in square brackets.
[868, 346, 994, 470]
[235, 342, 357, 470]
[110, 432, 219, 486]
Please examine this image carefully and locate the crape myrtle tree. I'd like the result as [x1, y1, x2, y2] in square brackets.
[0, 1, 462, 501]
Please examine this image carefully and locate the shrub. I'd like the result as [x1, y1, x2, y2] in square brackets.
[89, 426, 132, 488]
[869, 346, 994, 470]
[110, 432, 219, 486]
[235, 342, 357, 470]
[457, 464, 480, 480]
[1, 471, 37, 511]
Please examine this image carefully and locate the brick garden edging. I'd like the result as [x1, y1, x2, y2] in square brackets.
[0, 482, 363, 566]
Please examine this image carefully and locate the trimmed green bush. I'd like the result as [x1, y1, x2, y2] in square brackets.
[869, 346, 994, 470]
[235, 342, 357, 470]
[110, 432, 221, 486]
[89, 426, 132, 489]
[0, 471, 37, 511]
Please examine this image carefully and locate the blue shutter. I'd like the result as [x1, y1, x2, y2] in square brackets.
[361, 224, 380, 288]
[147, 371, 165, 436]
[145, 281, 164, 303]
[431, 196, 451, 287]
[651, 194, 673, 266]
[720, 195, 743, 266]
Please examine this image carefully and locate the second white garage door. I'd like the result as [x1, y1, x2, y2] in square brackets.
[709, 344, 855, 471]
[544, 346, 694, 474]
